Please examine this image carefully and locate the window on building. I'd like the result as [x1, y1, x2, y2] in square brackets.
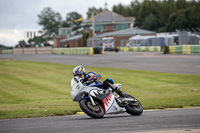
[59, 29, 66, 35]
[113, 24, 128, 30]
[95, 25, 106, 31]
[61, 30, 65, 35]
[59, 29, 72, 35]
[66, 30, 71, 34]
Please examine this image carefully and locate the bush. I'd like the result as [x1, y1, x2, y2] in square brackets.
[163, 46, 169, 54]
[82, 32, 89, 47]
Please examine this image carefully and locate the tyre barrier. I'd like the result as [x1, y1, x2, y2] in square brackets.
[169, 45, 200, 54]
[119, 47, 129, 52]
[52, 47, 94, 55]
[120, 46, 161, 52]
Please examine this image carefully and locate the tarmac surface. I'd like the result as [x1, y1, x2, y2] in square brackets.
[1, 52, 200, 75]
[0, 108, 200, 133]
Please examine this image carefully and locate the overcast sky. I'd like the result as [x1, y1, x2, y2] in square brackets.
[0, 0, 133, 46]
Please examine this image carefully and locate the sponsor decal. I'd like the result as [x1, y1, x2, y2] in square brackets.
[102, 93, 114, 113]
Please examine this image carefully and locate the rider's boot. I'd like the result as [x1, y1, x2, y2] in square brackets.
[117, 90, 126, 97]
[103, 80, 126, 97]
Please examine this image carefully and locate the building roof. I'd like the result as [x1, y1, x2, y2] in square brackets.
[83, 10, 134, 25]
[88, 28, 156, 40]
[59, 34, 82, 43]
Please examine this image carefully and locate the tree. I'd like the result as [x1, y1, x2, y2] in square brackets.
[165, 13, 178, 32]
[166, 8, 199, 32]
[18, 40, 26, 47]
[38, 7, 62, 40]
[64, 12, 82, 31]
[142, 13, 158, 31]
[111, 0, 200, 32]
[129, 0, 141, 17]
[157, 0, 176, 29]
[176, 0, 187, 10]
[28, 36, 46, 45]
[87, 7, 102, 19]
[112, 3, 127, 17]
[136, 0, 158, 27]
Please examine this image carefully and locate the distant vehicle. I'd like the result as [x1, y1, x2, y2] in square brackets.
[157, 33, 179, 46]
[127, 36, 167, 50]
[127, 35, 153, 47]
[102, 37, 115, 51]
[139, 37, 166, 49]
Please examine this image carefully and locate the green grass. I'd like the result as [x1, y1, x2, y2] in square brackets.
[0, 60, 200, 119]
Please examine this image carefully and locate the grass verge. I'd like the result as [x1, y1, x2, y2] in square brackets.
[0, 60, 200, 119]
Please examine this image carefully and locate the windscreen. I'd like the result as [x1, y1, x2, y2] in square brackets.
[102, 39, 114, 44]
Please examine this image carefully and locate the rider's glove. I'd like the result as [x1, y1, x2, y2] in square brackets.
[115, 83, 121, 89]
[114, 83, 121, 92]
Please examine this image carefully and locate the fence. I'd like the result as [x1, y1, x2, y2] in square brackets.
[169, 45, 200, 54]
[119, 46, 161, 52]
[12, 47, 52, 54]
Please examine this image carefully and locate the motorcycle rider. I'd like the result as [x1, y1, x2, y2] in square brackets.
[72, 65, 126, 97]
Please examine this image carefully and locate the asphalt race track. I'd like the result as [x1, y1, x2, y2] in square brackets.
[1, 52, 200, 75]
[0, 108, 200, 133]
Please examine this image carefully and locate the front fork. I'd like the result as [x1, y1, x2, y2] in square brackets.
[81, 93, 96, 106]
[89, 94, 96, 106]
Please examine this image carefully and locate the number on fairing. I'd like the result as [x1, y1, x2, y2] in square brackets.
[72, 81, 82, 91]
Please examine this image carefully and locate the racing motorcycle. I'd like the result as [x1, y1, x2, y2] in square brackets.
[71, 76, 143, 118]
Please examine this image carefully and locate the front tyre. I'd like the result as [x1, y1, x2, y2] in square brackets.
[125, 96, 143, 116]
[79, 99, 104, 118]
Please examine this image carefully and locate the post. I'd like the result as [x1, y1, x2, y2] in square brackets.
[92, 13, 95, 36]
[35, 47, 37, 54]
[22, 46, 24, 54]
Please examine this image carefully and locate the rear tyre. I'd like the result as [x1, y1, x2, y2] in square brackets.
[79, 99, 104, 118]
[125, 95, 143, 116]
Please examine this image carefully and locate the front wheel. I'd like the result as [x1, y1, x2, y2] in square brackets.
[79, 99, 104, 118]
[125, 95, 143, 116]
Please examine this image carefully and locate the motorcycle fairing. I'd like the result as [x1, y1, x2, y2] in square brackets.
[71, 78, 103, 102]
[102, 93, 115, 113]
[87, 82, 105, 90]
[89, 89, 109, 100]
[89, 90, 115, 113]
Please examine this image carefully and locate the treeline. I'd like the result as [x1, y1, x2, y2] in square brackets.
[112, 0, 200, 32]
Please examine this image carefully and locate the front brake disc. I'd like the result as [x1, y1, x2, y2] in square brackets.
[87, 102, 100, 111]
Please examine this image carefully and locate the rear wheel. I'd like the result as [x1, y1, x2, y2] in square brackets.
[79, 99, 104, 118]
[125, 95, 143, 116]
